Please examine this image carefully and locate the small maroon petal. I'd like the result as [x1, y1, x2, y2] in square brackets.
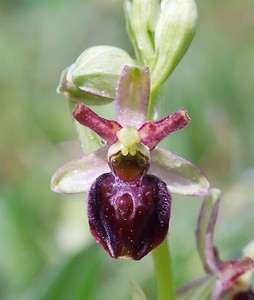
[88, 173, 171, 260]
[138, 110, 190, 149]
[73, 103, 122, 145]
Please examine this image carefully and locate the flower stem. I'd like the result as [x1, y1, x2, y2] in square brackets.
[147, 90, 156, 120]
[152, 239, 176, 300]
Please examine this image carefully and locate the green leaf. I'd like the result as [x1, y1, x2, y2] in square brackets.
[176, 275, 215, 300]
[69, 101, 104, 154]
[21, 244, 102, 300]
[130, 279, 148, 300]
[73, 120, 104, 154]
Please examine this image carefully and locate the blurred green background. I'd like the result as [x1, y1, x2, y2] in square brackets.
[0, 0, 253, 299]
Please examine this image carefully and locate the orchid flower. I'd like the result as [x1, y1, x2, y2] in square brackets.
[51, 65, 209, 260]
[177, 189, 254, 300]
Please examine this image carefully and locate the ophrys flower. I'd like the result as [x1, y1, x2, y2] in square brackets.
[177, 189, 254, 300]
[51, 65, 209, 260]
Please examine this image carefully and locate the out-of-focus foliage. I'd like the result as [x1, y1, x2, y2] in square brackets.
[0, 0, 253, 299]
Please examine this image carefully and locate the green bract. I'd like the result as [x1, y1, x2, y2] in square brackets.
[57, 66, 113, 105]
[57, 46, 136, 104]
[71, 46, 135, 98]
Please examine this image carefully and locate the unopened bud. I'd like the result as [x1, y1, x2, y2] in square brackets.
[70, 46, 135, 99]
[57, 65, 113, 105]
[151, 0, 198, 92]
[124, 0, 160, 66]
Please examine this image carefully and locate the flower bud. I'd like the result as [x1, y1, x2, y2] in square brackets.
[151, 0, 198, 92]
[124, 0, 160, 66]
[57, 65, 114, 105]
[70, 46, 135, 99]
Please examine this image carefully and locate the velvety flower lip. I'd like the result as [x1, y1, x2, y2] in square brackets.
[177, 189, 254, 300]
[51, 65, 210, 259]
[88, 172, 171, 260]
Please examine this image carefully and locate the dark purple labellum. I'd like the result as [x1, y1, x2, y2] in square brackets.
[88, 172, 171, 260]
[233, 291, 254, 300]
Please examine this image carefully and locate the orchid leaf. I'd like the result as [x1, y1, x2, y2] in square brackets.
[19, 244, 101, 300]
[176, 275, 215, 300]
[115, 65, 150, 129]
[40, 245, 101, 300]
[196, 189, 221, 274]
[73, 120, 104, 154]
[130, 279, 148, 300]
[69, 102, 104, 153]
[51, 147, 109, 194]
[149, 147, 210, 196]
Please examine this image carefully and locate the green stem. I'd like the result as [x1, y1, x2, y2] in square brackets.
[148, 88, 175, 299]
[147, 90, 156, 120]
[152, 239, 176, 300]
